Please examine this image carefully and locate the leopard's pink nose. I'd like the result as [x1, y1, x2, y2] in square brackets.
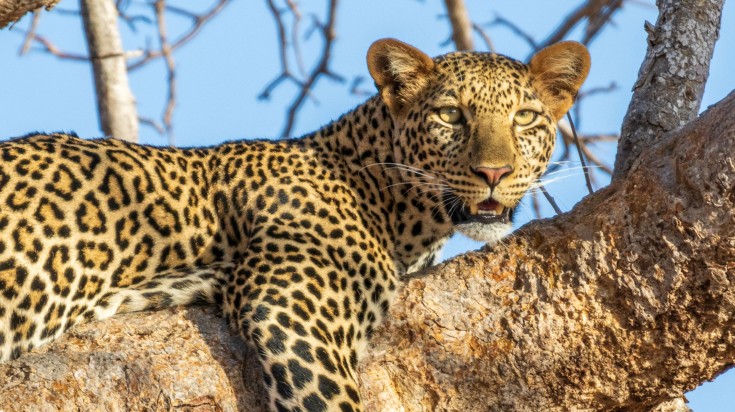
[472, 166, 513, 188]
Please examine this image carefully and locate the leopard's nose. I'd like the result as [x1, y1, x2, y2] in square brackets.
[472, 165, 513, 188]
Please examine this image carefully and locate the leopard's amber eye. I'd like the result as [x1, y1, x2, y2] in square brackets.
[514, 110, 538, 126]
[438, 107, 464, 125]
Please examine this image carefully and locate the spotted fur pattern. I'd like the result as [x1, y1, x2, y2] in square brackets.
[0, 39, 589, 411]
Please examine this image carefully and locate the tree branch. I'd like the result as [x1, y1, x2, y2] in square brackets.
[535, 0, 624, 54]
[80, 0, 138, 142]
[613, 0, 724, 179]
[126, 0, 230, 72]
[273, 0, 342, 139]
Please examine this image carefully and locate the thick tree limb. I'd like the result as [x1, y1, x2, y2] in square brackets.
[613, 0, 723, 179]
[0, 0, 58, 29]
[0, 307, 268, 411]
[80, 0, 139, 142]
[1, 89, 733, 411]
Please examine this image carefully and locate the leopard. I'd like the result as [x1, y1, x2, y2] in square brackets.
[0, 38, 589, 411]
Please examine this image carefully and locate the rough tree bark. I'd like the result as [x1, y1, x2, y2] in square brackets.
[0, 0, 58, 28]
[80, 0, 139, 142]
[613, 0, 723, 179]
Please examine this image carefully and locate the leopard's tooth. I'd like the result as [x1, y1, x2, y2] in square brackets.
[478, 208, 498, 216]
[468, 203, 478, 215]
[495, 204, 505, 215]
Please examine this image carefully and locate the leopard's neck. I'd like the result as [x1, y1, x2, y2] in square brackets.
[300, 97, 454, 274]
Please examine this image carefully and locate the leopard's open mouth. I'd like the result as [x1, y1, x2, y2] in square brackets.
[445, 192, 512, 225]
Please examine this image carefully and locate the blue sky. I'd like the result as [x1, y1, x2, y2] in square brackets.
[1, 0, 734, 409]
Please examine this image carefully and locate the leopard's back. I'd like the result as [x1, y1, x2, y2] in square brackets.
[0, 133, 225, 359]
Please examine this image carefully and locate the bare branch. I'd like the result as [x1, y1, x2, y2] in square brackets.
[535, 0, 624, 54]
[530, 191, 542, 218]
[580, 133, 618, 144]
[573, 81, 618, 126]
[139, 116, 165, 135]
[278, 0, 342, 139]
[578, 81, 618, 100]
[127, 0, 230, 72]
[487, 15, 538, 50]
[558, 121, 615, 176]
[349, 76, 373, 97]
[472, 22, 494, 52]
[18, 10, 40, 55]
[259, 0, 299, 100]
[566, 113, 594, 194]
[538, 185, 563, 215]
[14, 30, 88, 60]
[285, 0, 306, 76]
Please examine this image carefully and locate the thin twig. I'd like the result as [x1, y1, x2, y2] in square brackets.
[285, 0, 306, 76]
[539, 185, 563, 215]
[531, 191, 542, 218]
[557, 122, 615, 175]
[16, 30, 88, 61]
[567, 113, 594, 194]
[487, 15, 538, 50]
[139, 116, 165, 135]
[127, 0, 230, 71]
[472, 22, 494, 52]
[278, 0, 343, 138]
[260, 0, 298, 100]
[535, 0, 624, 55]
[580, 134, 619, 144]
[573, 81, 618, 126]
[349, 76, 373, 97]
[19, 11, 41, 56]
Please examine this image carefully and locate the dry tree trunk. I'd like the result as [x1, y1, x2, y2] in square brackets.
[80, 0, 139, 142]
[0, 0, 59, 28]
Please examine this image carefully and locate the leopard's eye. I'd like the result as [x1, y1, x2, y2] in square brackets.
[438, 107, 464, 125]
[514, 110, 538, 126]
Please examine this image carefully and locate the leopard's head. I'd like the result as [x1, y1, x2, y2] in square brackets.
[367, 38, 590, 243]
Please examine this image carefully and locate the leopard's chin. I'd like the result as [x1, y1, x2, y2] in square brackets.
[455, 220, 512, 244]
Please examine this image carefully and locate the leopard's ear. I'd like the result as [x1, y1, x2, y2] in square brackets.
[529, 41, 590, 121]
[367, 38, 435, 116]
